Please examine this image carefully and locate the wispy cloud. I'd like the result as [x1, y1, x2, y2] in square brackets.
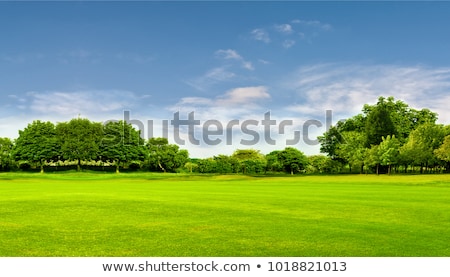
[292, 19, 332, 31]
[250, 28, 271, 43]
[282, 39, 296, 49]
[185, 66, 236, 91]
[215, 49, 254, 71]
[27, 90, 138, 117]
[283, 63, 450, 123]
[274, 24, 294, 34]
[115, 52, 155, 64]
[171, 86, 270, 117]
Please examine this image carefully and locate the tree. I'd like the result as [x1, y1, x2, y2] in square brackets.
[232, 149, 266, 174]
[364, 97, 397, 147]
[435, 135, 450, 171]
[278, 147, 308, 175]
[364, 145, 381, 174]
[400, 123, 445, 173]
[378, 135, 400, 174]
[146, 138, 189, 172]
[336, 131, 367, 173]
[265, 150, 283, 173]
[100, 121, 146, 173]
[0, 137, 13, 171]
[213, 155, 239, 174]
[12, 121, 60, 173]
[56, 118, 103, 171]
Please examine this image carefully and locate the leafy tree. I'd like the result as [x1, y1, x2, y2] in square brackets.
[100, 121, 146, 173]
[400, 123, 445, 173]
[0, 137, 13, 171]
[232, 149, 266, 174]
[213, 155, 239, 174]
[378, 135, 400, 174]
[318, 124, 345, 161]
[184, 161, 198, 173]
[146, 138, 188, 172]
[336, 131, 367, 173]
[364, 145, 381, 174]
[278, 147, 308, 175]
[306, 155, 334, 173]
[265, 150, 283, 173]
[56, 118, 103, 171]
[435, 135, 450, 171]
[12, 121, 60, 173]
[364, 97, 397, 147]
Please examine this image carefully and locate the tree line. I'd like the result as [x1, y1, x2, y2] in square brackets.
[0, 96, 449, 174]
[318, 96, 450, 174]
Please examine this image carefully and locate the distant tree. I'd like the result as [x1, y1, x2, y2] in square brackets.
[318, 124, 345, 161]
[12, 121, 60, 173]
[265, 150, 283, 173]
[0, 137, 13, 171]
[184, 161, 198, 173]
[306, 155, 333, 173]
[435, 135, 450, 171]
[213, 155, 239, 174]
[146, 138, 189, 172]
[336, 131, 367, 173]
[56, 118, 103, 171]
[232, 149, 266, 174]
[364, 97, 397, 147]
[278, 147, 308, 175]
[378, 135, 400, 174]
[364, 145, 381, 174]
[400, 123, 445, 173]
[100, 121, 146, 173]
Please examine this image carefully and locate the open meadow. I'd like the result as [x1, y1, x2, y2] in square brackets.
[0, 173, 449, 257]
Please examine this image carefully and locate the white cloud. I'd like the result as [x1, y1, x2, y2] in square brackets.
[215, 49, 254, 71]
[283, 63, 450, 123]
[282, 39, 296, 49]
[215, 49, 242, 60]
[292, 19, 332, 31]
[27, 90, 137, 117]
[250, 28, 270, 43]
[274, 24, 294, 34]
[186, 66, 236, 91]
[217, 86, 270, 106]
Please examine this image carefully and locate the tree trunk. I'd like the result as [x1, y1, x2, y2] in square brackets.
[77, 159, 81, 171]
[291, 168, 293, 175]
[116, 161, 120, 174]
[40, 161, 44, 174]
[376, 164, 379, 175]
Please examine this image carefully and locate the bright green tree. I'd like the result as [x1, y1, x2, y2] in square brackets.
[434, 135, 450, 171]
[232, 149, 266, 174]
[378, 135, 400, 174]
[0, 137, 13, 171]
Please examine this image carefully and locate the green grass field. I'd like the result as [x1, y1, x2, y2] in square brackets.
[0, 173, 449, 257]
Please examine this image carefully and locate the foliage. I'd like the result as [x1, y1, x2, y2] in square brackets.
[12, 120, 60, 173]
[0, 137, 13, 171]
[56, 118, 103, 171]
[146, 137, 188, 172]
[100, 121, 146, 173]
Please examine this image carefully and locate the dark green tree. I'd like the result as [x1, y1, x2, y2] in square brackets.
[146, 138, 188, 172]
[278, 147, 308, 175]
[12, 120, 60, 173]
[100, 121, 146, 173]
[56, 118, 103, 171]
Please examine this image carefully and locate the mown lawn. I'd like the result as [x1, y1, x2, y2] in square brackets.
[0, 173, 449, 257]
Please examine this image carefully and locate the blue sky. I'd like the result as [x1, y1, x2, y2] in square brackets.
[1, 1, 450, 157]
